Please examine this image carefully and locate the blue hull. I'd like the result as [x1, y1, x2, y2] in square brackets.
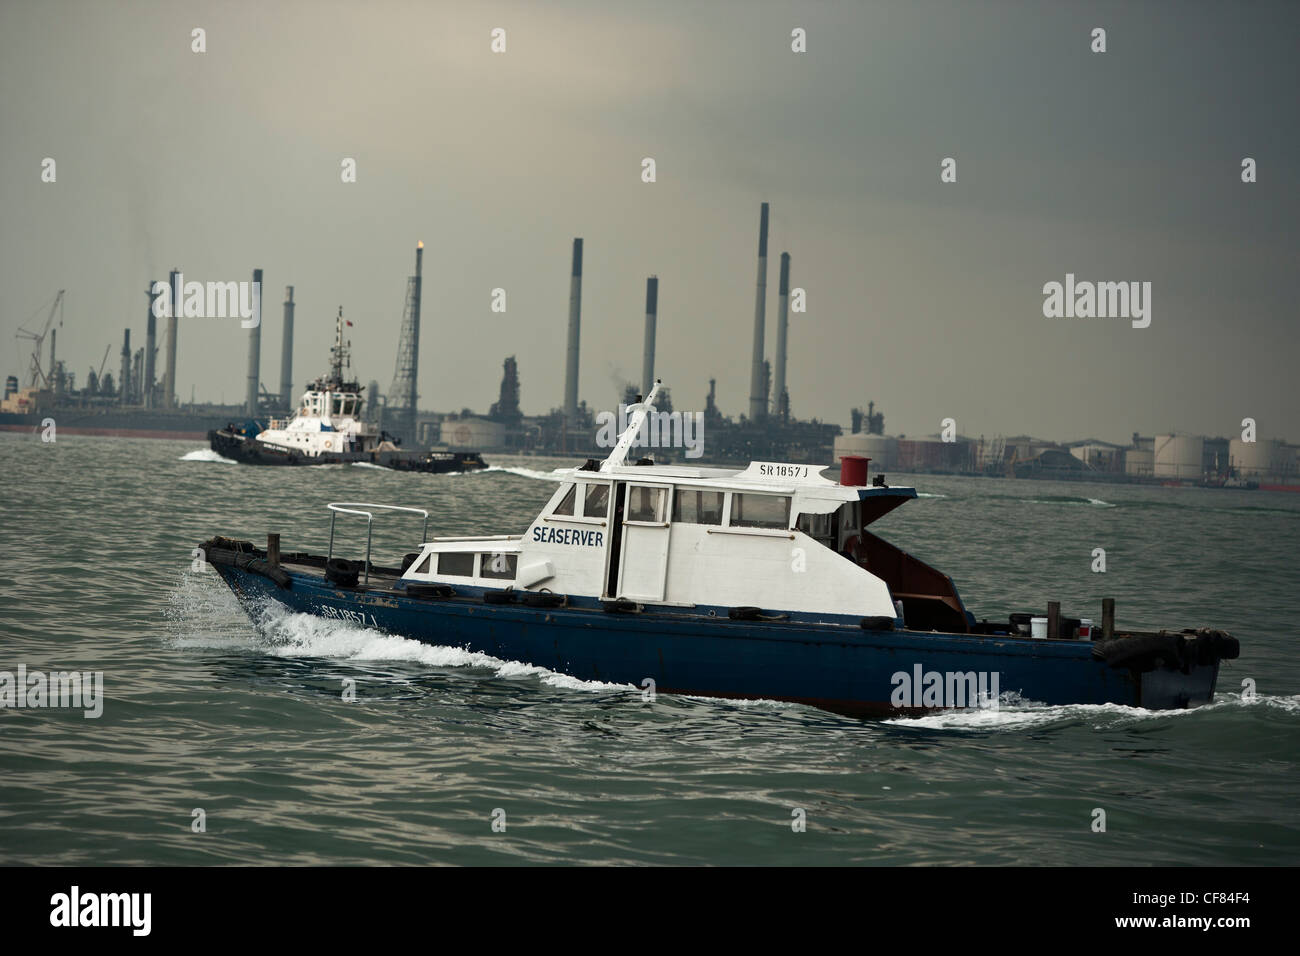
[212, 564, 1220, 717]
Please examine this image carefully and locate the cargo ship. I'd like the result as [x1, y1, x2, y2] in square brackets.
[200, 382, 1238, 717]
[0, 403, 241, 440]
[1, 379, 240, 440]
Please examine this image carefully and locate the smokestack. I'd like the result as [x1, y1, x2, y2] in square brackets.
[144, 283, 157, 408]
[408, 243, 422, 432]
[564, 238, 583, 420]
[245, 268, 262, 416]
[120, 329, 131, 405]
[641, 276, 658, 398]
[774, 252, 790, 421]
[164, 269, 180, 408]
[49, 327, 56, 390]
[748, 202, 769, 421]
[279, 286, 295, 411]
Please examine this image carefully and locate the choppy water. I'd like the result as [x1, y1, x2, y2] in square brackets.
[1, 432, 1297, 865]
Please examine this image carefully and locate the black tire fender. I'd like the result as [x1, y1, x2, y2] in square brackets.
[1094, 634, 1185, 672]
[325, 558, 360, 587]
[405, 583, 454, 600]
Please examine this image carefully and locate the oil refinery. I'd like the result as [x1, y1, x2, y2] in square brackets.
[5, 202, 1298, 490]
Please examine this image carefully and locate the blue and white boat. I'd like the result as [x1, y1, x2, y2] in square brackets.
[201, 383, 1238, 717]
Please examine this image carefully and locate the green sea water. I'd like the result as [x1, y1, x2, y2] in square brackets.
[1, 432, 1296, 865]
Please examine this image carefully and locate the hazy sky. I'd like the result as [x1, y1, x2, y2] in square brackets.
[3, 0, 1297, 444]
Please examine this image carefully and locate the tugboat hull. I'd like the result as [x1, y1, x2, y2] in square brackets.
[209, 557, 1224, 718]
[208, 427, 487, 473]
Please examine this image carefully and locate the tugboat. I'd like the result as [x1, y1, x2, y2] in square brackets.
[208, 308, 486, 474]
[200, 382, 1238, 717]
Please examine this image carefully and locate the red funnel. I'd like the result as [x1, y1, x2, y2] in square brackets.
[840, 455, 871, 486]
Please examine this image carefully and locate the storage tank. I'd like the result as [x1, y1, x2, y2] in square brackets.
[897, 437, 968, 472]
[1124, 448, 1154, 477]
[833, 433, 898, 470]
[438, 416, 505, 450]
[1153, 434, 1204, 479]
[1229, 438, 1282, 478]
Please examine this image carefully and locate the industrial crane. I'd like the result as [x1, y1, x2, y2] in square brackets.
[15, 289, 64, 388]
[87, 342, 112, 394]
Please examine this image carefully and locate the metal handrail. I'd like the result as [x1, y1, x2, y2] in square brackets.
[327, 502, 430, 585]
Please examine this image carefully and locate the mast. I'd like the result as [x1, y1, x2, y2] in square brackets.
[330, 306, 348, 384]
[600, 380, 662, 472]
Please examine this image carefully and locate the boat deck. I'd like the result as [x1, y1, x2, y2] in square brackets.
[280, 554, 405, 591]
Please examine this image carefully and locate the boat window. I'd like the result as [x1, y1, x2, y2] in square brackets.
[480, 553, 517, 580]
[731, 493, 791, 529]
[583, 483, 609, 518]
[437, 552, 474, 576]
[625, 485, 664, 523]
[553, 484, 577, 516]
[411, 553, 433, 574]
[331, 396, 343, 416]
[672, 489, 724, 525]
[796, 511, 835, 548]
[840, 501, 860, 550]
